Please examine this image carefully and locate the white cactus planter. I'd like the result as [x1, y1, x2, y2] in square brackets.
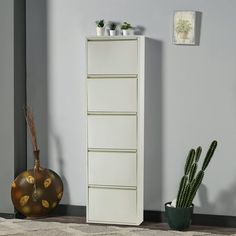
[109, 30, 116, 36]
[96, 27, 105, 36]
[122, 29, 129, 36]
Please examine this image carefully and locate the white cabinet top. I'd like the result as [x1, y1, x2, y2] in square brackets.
[87, 36, 145, 41]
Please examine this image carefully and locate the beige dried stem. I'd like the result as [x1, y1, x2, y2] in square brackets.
[24, 106, 39, 151]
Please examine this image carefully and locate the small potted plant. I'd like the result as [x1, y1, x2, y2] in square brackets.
[96, 19, 105, 36]
[109, 22, 117, 36]
[175, 18, 192, 40]
[121, 22, 132, 36]
[165, 140, 217, 231]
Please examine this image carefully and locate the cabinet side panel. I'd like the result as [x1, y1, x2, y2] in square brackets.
[86, 38, 89, 222]
[137, 37, 145, 223]
[144, 38, 163, 211]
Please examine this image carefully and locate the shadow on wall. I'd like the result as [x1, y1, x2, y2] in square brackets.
[144, 38, 163, 211]
[216, 172, 236, 215]
[26, 0, 70, 205]
[134, 25, 146, 35]
[195, 12, 202, 46]
[51, 135, 71, 205]
[195, 172, 236, 217]
[26, 0, 48, 169]
[195, 184, 216, 213]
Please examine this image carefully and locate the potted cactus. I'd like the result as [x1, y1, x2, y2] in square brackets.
[109, 22, 117, 36]
[121, 22, 132, 36]
[165, 140, 217, 230]
[96, 19, 105, 36]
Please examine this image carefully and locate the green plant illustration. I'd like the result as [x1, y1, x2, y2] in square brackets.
[175, 18, 192, 38]
[176, 140, 217, 208]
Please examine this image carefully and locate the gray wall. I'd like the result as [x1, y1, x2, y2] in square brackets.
[0, 0, 26, 214]
[0, 0, 15, 214]
[26, 0, 236, 216]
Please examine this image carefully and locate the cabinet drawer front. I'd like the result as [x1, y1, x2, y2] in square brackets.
[88, 115, 136, 149]
[87, 79, 137, 112]
[87, 40, 138, 75]
[88, 188, 136, 223]
[88, 152, 136, 186]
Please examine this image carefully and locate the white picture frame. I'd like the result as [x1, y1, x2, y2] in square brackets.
[173, 11, 196, 45]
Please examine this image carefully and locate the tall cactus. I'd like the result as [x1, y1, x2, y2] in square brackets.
[180, 183, 191, 208]
[175, 140, 217, 208]
[189, 163, 197, 183]
[176, 149, 194, 207]
[195, 146, 202, 163]
[202, 140, 217, 171]
[185, 170, 204, 207]
[188, 146, 202, 183]
[184, 149, 195, 175]
[176, 175, 188, 207]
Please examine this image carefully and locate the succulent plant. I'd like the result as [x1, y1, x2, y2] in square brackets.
[96, 19, 105, 28]
[176, 140, 217, 208]
[121, 22, 132, 30]
[110, 23, 117, 30]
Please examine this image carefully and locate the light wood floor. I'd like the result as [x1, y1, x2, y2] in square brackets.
[36, 216, 236, 235]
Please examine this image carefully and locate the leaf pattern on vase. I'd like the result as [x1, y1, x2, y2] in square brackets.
[20, 195, 30, 206]
[42, 200, 50, 208]
[11, 181, 16, 188]
[57, 192, 63, 200]
[44, 178, 52, 188]
[52, 202, 57, 208]
[26, 175, 35, 184]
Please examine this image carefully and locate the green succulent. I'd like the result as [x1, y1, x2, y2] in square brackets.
[110, 23, 117, 30]
[96, 19, 105, 28]
[121, 22, 132, 30]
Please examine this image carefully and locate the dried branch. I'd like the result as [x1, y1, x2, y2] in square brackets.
[24, 105, 39, 151]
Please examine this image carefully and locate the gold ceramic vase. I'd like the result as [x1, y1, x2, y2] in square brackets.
[11, 150, 63, 217]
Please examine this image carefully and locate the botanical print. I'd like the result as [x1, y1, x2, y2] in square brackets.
[173, 11, 196, 45]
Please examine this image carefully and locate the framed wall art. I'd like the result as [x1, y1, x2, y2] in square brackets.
[173, 11, 197, 45]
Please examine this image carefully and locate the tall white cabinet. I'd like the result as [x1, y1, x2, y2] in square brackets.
[86, 36, 145, 225]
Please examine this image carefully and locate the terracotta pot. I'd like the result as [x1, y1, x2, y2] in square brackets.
[179, 32, 188, 39]
[11, 150, 63, 217]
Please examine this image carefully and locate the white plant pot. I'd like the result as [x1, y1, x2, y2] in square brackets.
[96, 27, 105, 36]
[109, 30, 116, 36]
[122, 29, 129, 36]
